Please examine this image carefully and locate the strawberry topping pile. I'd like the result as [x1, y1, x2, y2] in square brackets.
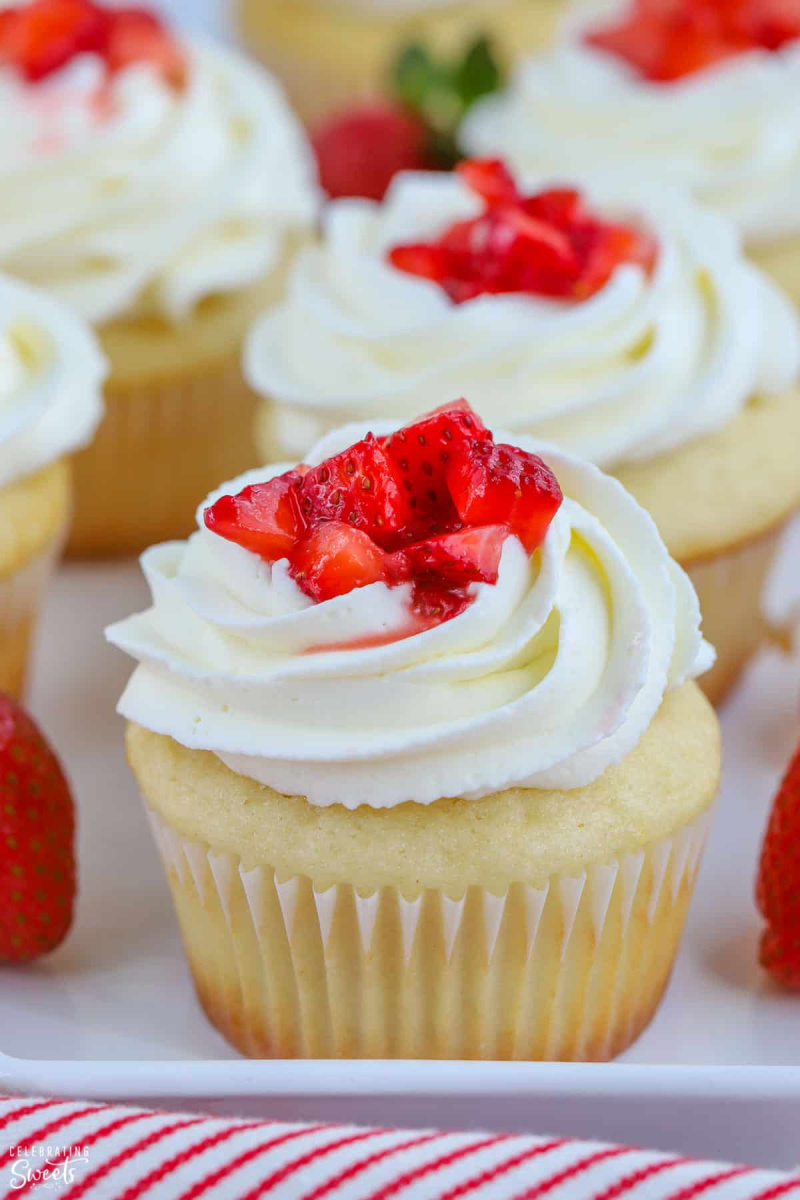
[0, 0, 185, 86]
[205, 401, 563, 630]
[756, 740, 800, 989]
[585, 0, 800, 84]
[387, 159, 657, 304]
[0, 693, 75, 965]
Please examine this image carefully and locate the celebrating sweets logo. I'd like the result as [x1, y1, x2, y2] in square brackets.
[6, 1144, 90, 1190]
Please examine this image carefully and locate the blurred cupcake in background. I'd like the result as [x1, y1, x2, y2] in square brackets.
[0, 0, 319, 556]
[0, 273, 105, 697]
[235, 0, 567, 129]
[462, 0, 800, 306]
[245, 160, 800, 702]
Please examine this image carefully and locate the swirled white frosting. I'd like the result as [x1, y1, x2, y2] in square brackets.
[0, 39, 319, 325]
[462, 1, 800, 245]
[0, 273, 106, 490]
[107, 420, 713, 809]
[246, 170, 800, 469]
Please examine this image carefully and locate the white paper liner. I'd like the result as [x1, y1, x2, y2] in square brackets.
[687, 524, 787, 704]
[0, 534, 65, 699]
[146, 804, 713, 1062]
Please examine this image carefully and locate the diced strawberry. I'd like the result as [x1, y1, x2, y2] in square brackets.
[290, 522, 394, 603]
[756, 742, 800, 989]
[388, 158, 659, 305]
[456, 158, 519, 207]
[381, 401, 490, 536]
[447, 441, 563, 554]
[312, 103, 433, 203]
[105, 7, 186, 87]
[392, 525, 507, 622]
[298, 433, 412, 547]
[0, 0, 110, 83]
[204, 470, 307, 562]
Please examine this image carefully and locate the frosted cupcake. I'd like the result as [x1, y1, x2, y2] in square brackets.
[235, 0, 566, 128]
[462, 0, 800, 305]
[246, 161, 800, 703]
[0, 0, 319, 556]
[0, 274, 105, 697]
[109, 402, 720, 1061]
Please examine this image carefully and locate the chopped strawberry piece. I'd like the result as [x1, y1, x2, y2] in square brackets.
[392, 525, 507, 622]
[0, 0, 184, 86]
[204, 470, 307, 562]
[290, 522, 394, 603]
[312, 103, 433, 203]
[105, 7, 186, 88]
[298, 433, 412, 547]
[204, 401, 563, 633]
[381, 400, 490, 536]
[447, 441, 563, 554]
[0, 0, 110, 83]
[388, 158, 657, 305]
[756, 741, 800, 989]
[457, 158, 519, 207]
[585, 0, 799, 83]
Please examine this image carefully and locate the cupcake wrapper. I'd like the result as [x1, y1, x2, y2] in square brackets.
[685, 522, 788, 705]
[68, 354, 259, 558]
[147, 805, 712, 1062]
[0, 532, 65, 700]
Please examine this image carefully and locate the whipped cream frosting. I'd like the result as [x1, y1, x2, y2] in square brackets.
[107, 421, 713, 810]
[0, 40, 319, 325]
[462, 1, 800, 245]
[0, 272, 106, 491]
[246, 171, 800, 470]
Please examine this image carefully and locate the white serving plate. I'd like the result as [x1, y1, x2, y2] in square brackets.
[2, 0, 800, 1171]
[0, 522, 799, 1169]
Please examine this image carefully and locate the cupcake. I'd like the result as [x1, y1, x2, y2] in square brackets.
[462, 0, 800, 305]
[108, 402, 720, 1061]
[236, 0, 566, 128]
[0, 0, 319, 556]
[0, 273, 105, 697]
[246, 161, 800, 703]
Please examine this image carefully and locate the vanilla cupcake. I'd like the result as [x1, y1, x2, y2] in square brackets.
[246, 164, 800, 703]
[109, 403, 719, 1061]
[236, 0, 566, 127]
[0, 0, 319, 556]
[462, 0, 800, 305]
[0, 274, 105, 697]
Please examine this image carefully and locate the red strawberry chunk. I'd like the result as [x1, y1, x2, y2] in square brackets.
[204, 401, 564, 633]
[756, 742, 800, 989]
[381, 400, 490, 537]
[0, 0, 110, 83]
[105, 7, 186, 87]
[447, 441, 563, 554]
[290, 522, 394, 603]
[584, 0, 799, 83]
[388, 158, 658, 305]
[298, 434, 412, 548]
[204, 470, 307, 562]
[0, 0, 184, 87]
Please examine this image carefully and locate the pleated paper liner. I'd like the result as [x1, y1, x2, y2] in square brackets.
[0, 530, 66, 700]
[685, 521, 789, 705]
[147, 805, 712, 1062]
[67, 352, 260, 558]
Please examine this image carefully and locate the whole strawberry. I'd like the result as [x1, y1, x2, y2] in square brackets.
[756, 741, 800, 988]
[312, 104, 431, 202]
[0, 694, 75, 964]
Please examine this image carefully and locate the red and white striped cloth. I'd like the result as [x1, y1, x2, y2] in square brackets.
[0, 1096, 797, 1200]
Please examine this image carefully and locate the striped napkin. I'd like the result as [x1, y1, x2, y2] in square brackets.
[0, 1095, 797, 1199]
